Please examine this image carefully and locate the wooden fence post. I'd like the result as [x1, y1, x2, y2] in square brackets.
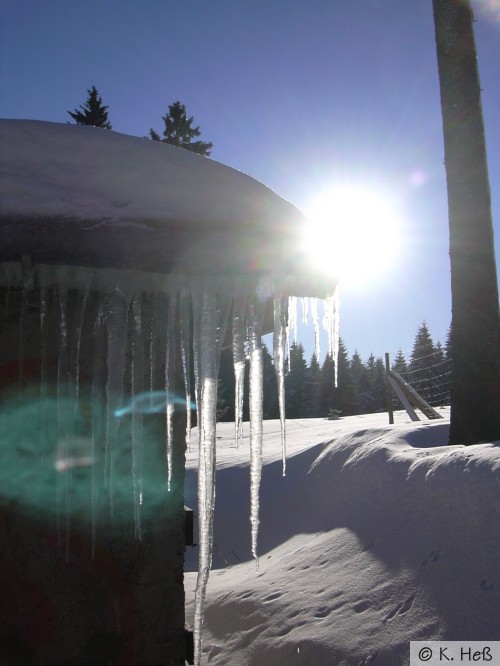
[385, 353, 394, 425]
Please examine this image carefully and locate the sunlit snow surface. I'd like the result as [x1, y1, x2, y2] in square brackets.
[185, 410, 500, 665]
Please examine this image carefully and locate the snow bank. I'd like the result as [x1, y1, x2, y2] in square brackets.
[185, 412, 500, 665]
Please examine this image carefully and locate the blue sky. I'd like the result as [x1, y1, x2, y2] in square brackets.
[1, 0, 499, 362]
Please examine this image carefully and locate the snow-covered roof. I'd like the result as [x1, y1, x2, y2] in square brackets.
[0, 120, 330, 294]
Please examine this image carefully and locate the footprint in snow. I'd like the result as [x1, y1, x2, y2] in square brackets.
[314, 599, 346, 618]
[237, 591, 254, 600]
[353, 600, 370, 613]
[383, 594, 415, 623]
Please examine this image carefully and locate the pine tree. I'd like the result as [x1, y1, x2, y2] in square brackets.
[444, 324, 452, 361]
[216, 347, 235, 422]
[304, 353, 322, 417]
[373, 356, 387, 412]
[262, 343, 279, 419]
[391, 349, 409, 411]
[410, 322, 435, 362]
[67, 86, 112, 129]
[369, 356, 387, 412]
[354, 352, 374, 413]
[408, 322, 442, 405]
[319, 354, 337, 416]
[391, 349, 408, 375]
[320, 340, 356, 417]
[443, 326, 453, 406]
[149, 101, 213, 156]
[335, 340, 355, 415]
[285, 343, 308, 418]
[433, 341, 451, 405]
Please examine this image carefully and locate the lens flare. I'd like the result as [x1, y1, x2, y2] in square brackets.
[303, 183, 404, 287]
[473, 0, 500, 25]
[114, 390, 196, 417]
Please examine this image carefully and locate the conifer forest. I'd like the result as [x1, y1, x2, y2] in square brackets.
[216, 321, 451, 421]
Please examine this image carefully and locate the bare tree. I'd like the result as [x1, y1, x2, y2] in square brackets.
[432, 0, 500, 444]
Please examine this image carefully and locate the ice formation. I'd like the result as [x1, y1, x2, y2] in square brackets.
[1, 260, 339, 665]
[273, 296, 288, 475]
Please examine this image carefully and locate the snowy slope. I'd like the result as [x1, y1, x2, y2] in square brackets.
[185, 411, 500, 665]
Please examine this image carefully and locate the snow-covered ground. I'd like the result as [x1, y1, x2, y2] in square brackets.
[185, 410, 500, 665]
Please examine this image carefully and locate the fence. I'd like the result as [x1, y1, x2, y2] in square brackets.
[385, 349, 451, 423]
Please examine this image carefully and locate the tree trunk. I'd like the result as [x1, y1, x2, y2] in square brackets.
[432, 0, 500, 445]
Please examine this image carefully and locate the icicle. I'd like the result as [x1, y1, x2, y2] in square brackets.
[18, 255, 33, 390]
[333, 288, 340, 385]
[131, 295, 144, 539]
[91, 302, 106, 558]
[179, 288, 193, 452]
[288, 296, 298, 343]
[39, 286, 48, 464]
[191, 287, 202, 432]
[287, 296, 297, 371]
[104, 287, 129, 514]
[74, 275, 92, 404]
[323, 287, 341, 386]
[311, 297, 321, 360]
[193, 287, 220, 666]
[165, 296, 176, 492]
[249, 342, 263, 565]
[247, 294, 265, 568]
[18, 288, 28, 390]
[232, 293, 247, 449]
[216, 294, 232, 363]
[301, 296, 309, 324]
[273, 296, 287, 476]
[324, 296, 333, 359]
[148, 294, 158, 398]
[56, 287, 71, 559]
[57, 288, 69, 385]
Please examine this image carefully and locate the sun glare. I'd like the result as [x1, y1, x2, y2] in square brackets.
[303, 184, 403, 288]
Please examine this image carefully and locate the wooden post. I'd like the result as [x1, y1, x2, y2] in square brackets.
[385, 353, 394, 425]
[387, 368, 444, 422]
[387, 374, 420, 422]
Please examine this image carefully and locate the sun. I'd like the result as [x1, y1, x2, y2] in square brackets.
[302, 183, 404, 287]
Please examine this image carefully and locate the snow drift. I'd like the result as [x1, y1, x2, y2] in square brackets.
[185, 412, 500, 665]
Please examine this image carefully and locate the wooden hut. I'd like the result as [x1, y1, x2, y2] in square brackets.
[0, 120, 335, 664]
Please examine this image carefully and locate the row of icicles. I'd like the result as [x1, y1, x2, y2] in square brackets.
[3, 264, 339, 666]
[173, 279, 339, 665]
